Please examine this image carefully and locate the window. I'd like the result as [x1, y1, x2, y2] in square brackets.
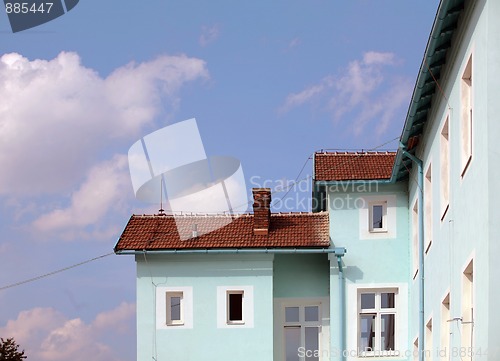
[166, 292, 184, 325]
[217, 286, 254, 328]
[227, 291, 244, 324]
[425, 164, 432, 253]
[369, 202, 387, 232]
[412, 199, 419, 278]
[440, 118, 450, 219]
[425, 319, 433, 361]
[461, 55, 473, 175]
[358, 290, 397, 355]
[157, 287, 193, 329]
[462, 259, 474, 350]
[440, 294, 450, 360]
[413, 338, 419, 361]
[284, 304, 321, 361]
[359, 196, 397, 240]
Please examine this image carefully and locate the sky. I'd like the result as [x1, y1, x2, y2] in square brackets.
[0, 1, 439, 360]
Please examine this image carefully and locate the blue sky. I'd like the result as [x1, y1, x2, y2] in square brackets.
[0, 1, 439, 360]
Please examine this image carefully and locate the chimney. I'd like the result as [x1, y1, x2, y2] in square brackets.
[252, 188, 271, 235]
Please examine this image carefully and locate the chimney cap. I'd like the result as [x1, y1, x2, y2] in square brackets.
[252, 187, 271, 193]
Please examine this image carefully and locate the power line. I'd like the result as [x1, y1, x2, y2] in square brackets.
[0, 252, 114, 291]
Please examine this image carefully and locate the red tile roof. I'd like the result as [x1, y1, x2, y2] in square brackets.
[114, 212, 330, 251]
[314, 152, 396, 181]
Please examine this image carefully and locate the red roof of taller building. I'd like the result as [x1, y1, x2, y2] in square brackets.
[314, 152, 396, 181]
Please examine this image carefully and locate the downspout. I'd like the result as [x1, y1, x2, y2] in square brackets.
[337, 255, 346, 361]
[401, 146, 424, 361]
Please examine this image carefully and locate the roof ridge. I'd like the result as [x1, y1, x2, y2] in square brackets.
[132, 212, 328, 218]
[316, 151, 397, 155]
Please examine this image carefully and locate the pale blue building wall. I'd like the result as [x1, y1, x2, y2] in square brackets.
[135, 254, 274, 361]
[407, 0, 498, 359]
[326, 183, 410, 360]
[135, 253, 331, 361]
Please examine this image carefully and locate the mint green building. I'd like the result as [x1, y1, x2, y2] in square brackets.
[116, 0, 498, 359]
[115, 189, 344, 361]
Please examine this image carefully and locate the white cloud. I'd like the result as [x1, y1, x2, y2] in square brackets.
[0, 52, 208, 196]
[363, 51, 396, 65]
[0, 303, 135, 361]
[279, 51, 411, 137]
[32, 155, 129, 234]
[279, 77, 333, 114]
[199, 24, 220, 47]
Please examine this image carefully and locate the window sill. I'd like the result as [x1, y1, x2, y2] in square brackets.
[226, 321, 245, 325]
[369, 229, 388, 234]
[166, 322, 185, 326]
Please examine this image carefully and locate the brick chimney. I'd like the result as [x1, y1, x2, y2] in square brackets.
[252, 188, 271, 235]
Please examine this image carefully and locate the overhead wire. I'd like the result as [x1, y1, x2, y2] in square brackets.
[0, 252, 114, 291]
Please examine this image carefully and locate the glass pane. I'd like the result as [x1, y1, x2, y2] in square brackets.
[228, 293, 243, 321]
[372, 205, 383, 228]
[361, 293, 375, 309]
[285, 326, 301, 361]
[285, 307, 300, 323]
[305, 327, 319, 361]
[381, 293, 395, 308]
[381, 314, 395, 350]
[170, 296, 181, 321]
[305, 306, 319, 322]
[359, 314, 375, 351]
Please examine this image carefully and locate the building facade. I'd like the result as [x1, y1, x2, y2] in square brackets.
[115, 189, 344, 361]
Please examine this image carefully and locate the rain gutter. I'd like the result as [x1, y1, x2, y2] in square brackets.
[115, 247, 347, 256]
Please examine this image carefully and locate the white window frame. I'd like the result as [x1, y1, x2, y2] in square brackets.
[156, 286, 193, 329]
[281, 302, 324, 361]
[440, 117, 450, 220]
[369, 201, 388, 233]
[357, 289, 398, 357]
[425, 318, 433, 361]
[359, 195, 397, 240]
[440, 292, 450, 359]
[461, 54, 473, 176]
[273, 298, 330, 361]
[412, 198, 419, 279]
[413, 338, 419, 361]
[166, 291, 184, 326]
[424, 163, 432, 254]
[461, 258, 474, 350]
[217, 285, 254, 328]
[347, 284, 407, 359]
[226, 290, 245, 325]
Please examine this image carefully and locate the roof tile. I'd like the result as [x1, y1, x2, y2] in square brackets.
[114, 212, 330, 251]
[314, 152, 396, 181]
